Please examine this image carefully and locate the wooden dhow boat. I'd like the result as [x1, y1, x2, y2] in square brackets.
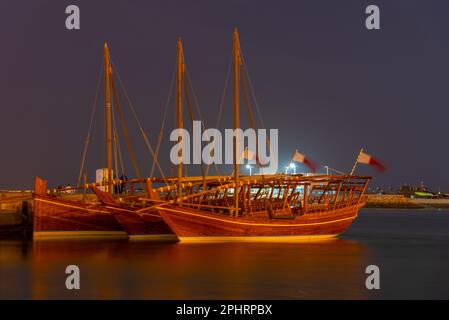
[149, 29, 372, 241]
[33, 43, 179, 241]
[34, 177, 127, 241]
[33, 176, 183, 241]
[33, 31, 371, 242]
[152, 174, 370, 241]
[33, 39, 236, 241]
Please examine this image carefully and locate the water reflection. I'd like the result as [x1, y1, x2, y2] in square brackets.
[3, 210, 449, 299]
[0, 238, 369, 299]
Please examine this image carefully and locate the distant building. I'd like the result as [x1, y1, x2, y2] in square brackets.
[398, 182, 434, 198]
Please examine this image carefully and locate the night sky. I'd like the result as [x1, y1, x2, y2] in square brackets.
[1, 0, 448, 191]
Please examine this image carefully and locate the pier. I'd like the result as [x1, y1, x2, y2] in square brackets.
[0, 191, 33, 240]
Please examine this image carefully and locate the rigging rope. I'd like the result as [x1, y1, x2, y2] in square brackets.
[111, 99, 127, 194]
[241, 70, 256, 130]
[240, 50, 266, 130]
[111, 76, 142, 179]
[240, 48, 272, 168]
[151, 64, 176, 177]
[76, 63, 103, 188]
[183, 69, 206, 184]
[112, 120, 120, 194]
[185, 69, 224, 180]
[109, 58, 169, 186]
[205, 52, 233, 178]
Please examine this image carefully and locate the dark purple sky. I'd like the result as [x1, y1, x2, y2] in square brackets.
[1, 0, 448, 190]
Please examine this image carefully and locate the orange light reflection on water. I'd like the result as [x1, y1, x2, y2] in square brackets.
[0, 239, 371, 299]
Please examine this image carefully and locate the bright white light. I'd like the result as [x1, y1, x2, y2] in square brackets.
[246, 165, 251, 169]
[289, 162, 295, 169]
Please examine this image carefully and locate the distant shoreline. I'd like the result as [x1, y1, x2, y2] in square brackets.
[365, 194, 449, 209]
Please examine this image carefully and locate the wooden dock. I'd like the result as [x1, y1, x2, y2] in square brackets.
[0, 191, 33, 240]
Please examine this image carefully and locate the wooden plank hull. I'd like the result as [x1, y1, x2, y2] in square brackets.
[33, 195, 126, 241]
[33, 195, 175, 241]
[156, 202, 364, 242]
[88, 184, 177, 241]
[104, 205, 177, 241]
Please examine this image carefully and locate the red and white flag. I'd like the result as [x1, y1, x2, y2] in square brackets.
[239, 147, 257, 162]
[243, 147, 256, 161]
[291, 149, 316, 173]
[358, 151, 386, 172]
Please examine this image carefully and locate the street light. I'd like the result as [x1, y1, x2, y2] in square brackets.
[246, 164, 252, 176]
[289, 162, 296, 174]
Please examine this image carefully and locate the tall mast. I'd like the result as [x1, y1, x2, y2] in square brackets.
[233, 28, 240, 216]
[104, 43, 113, 194]
[177, 37, 184, 197]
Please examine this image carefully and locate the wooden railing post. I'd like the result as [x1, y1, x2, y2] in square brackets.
[303, 184, 308, 214]
[333, 181, 342, 209]
[357, 178, 370, 204]
[247, 184, 252, 215]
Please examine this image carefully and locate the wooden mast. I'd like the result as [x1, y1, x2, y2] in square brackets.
[104, 43, 113, 193]
[177, 37, 184, 197]
[233, 28, 241, 216]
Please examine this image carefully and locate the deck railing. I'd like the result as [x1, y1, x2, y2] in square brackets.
[38, 174, 371, 217]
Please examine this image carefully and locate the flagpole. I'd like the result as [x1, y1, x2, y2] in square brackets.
[349, 148, 363, 176]
[290, 149, 297, 174]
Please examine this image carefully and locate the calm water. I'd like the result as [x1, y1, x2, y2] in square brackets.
[1, 209, 449, 299]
